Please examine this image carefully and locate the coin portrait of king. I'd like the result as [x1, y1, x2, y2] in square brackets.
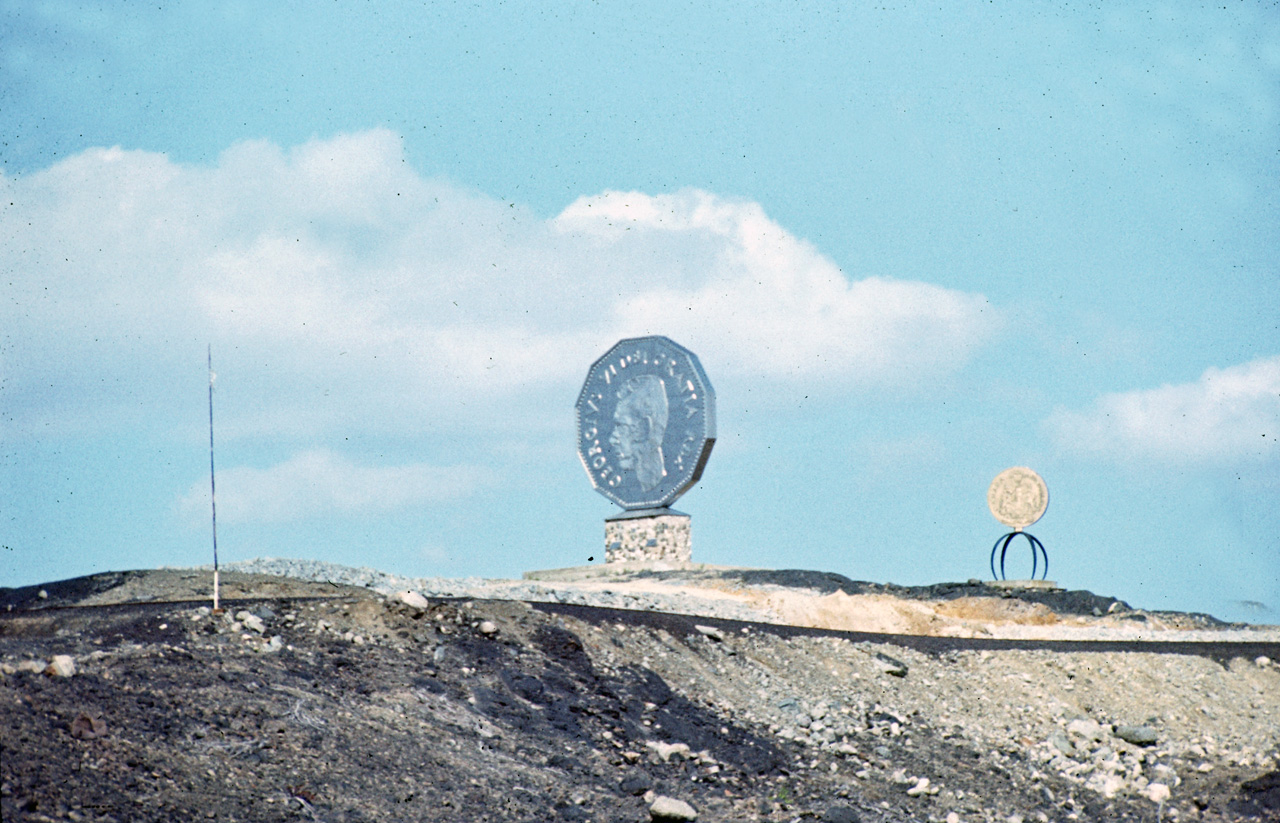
[609, 374, 668, 491]
[576, 335, 715, 510]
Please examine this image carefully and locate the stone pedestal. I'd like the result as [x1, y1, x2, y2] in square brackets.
[605, 508, 691, 564]
[986, 579, 1060, 591]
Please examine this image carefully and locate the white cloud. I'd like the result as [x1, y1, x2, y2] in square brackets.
[1047, 355, 1280, 463]
[180, 449, 489, 524]
[2, 131, 996, 441]
[556, 189, 995, 380]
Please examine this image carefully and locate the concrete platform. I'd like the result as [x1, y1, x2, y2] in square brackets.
[522, 561, 757, 583]
[985, 579, 1061, 591]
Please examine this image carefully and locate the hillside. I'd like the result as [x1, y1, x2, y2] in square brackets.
[2, 567, 1278, 822]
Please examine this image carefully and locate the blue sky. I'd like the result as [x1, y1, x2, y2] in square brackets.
[2, 2, 1277, 623]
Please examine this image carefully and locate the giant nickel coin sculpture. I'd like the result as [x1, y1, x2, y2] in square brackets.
[987, 467, 1048, 531]
[576, 336, 716, 510]
[987, 467, 1050, 581]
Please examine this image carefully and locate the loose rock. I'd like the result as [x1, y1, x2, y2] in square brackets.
[394, 590, 430, 610]
[906, 776, 931, 796]
[69, 712, 106, 740]
[823, 804, 861, 823]
[1047, 730, 1075, 757]
[872, 651, 908, 677]
[1086, 772, 1126, 799]
[234, 610, 265, 633]
[694, 625, 724, 642]
[646, 741, 691, 762]
[649, 795, 697, 822]
[619, 772, 654, 796]
[1066, 718, 1105, 746]
[45, 655, 76, 678]
[1114, 724, 1159, 746]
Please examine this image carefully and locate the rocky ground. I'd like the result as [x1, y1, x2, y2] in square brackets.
[1, 567, 1278, 822]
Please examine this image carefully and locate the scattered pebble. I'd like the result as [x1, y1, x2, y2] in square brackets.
[872, 652, 908, 677]
[68, 712, 107, 740]
[823, 805, 861, 823]
[1086, 772, 1126, 799]
[234, 611, 265, 633]
[1113, 724, 1159, 746]
[619, 772, 653, 795]
[1066, 718, 1106, 746]
[694, 625, 725, 642]
[45, 655, 76, 677]
[645, 741, 691, 762]
[395, 590, 430, 610]
[649, 795, 697, 822]
[1047, 730, 1075, 756]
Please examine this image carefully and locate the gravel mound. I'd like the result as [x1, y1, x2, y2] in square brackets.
[4, 561, 1279, 821]
[208, 558, 774, 624]
[201, 558, 1280, 644]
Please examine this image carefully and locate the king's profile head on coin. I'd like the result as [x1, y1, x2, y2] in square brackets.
[609, 374, 669, 491]
[576, 336, 716, 510]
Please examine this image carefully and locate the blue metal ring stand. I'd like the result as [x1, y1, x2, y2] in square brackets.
[990, 532, 1048, 581]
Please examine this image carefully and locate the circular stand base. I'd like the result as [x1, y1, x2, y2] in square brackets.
[990, 532, 1049, 581]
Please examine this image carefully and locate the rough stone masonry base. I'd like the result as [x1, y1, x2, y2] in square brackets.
[605, 511, 691, 564]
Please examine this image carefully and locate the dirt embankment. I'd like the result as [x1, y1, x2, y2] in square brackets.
[1, 569, 1278, 823]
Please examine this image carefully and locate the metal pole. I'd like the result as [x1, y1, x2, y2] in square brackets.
[208, 345, 220, 611]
